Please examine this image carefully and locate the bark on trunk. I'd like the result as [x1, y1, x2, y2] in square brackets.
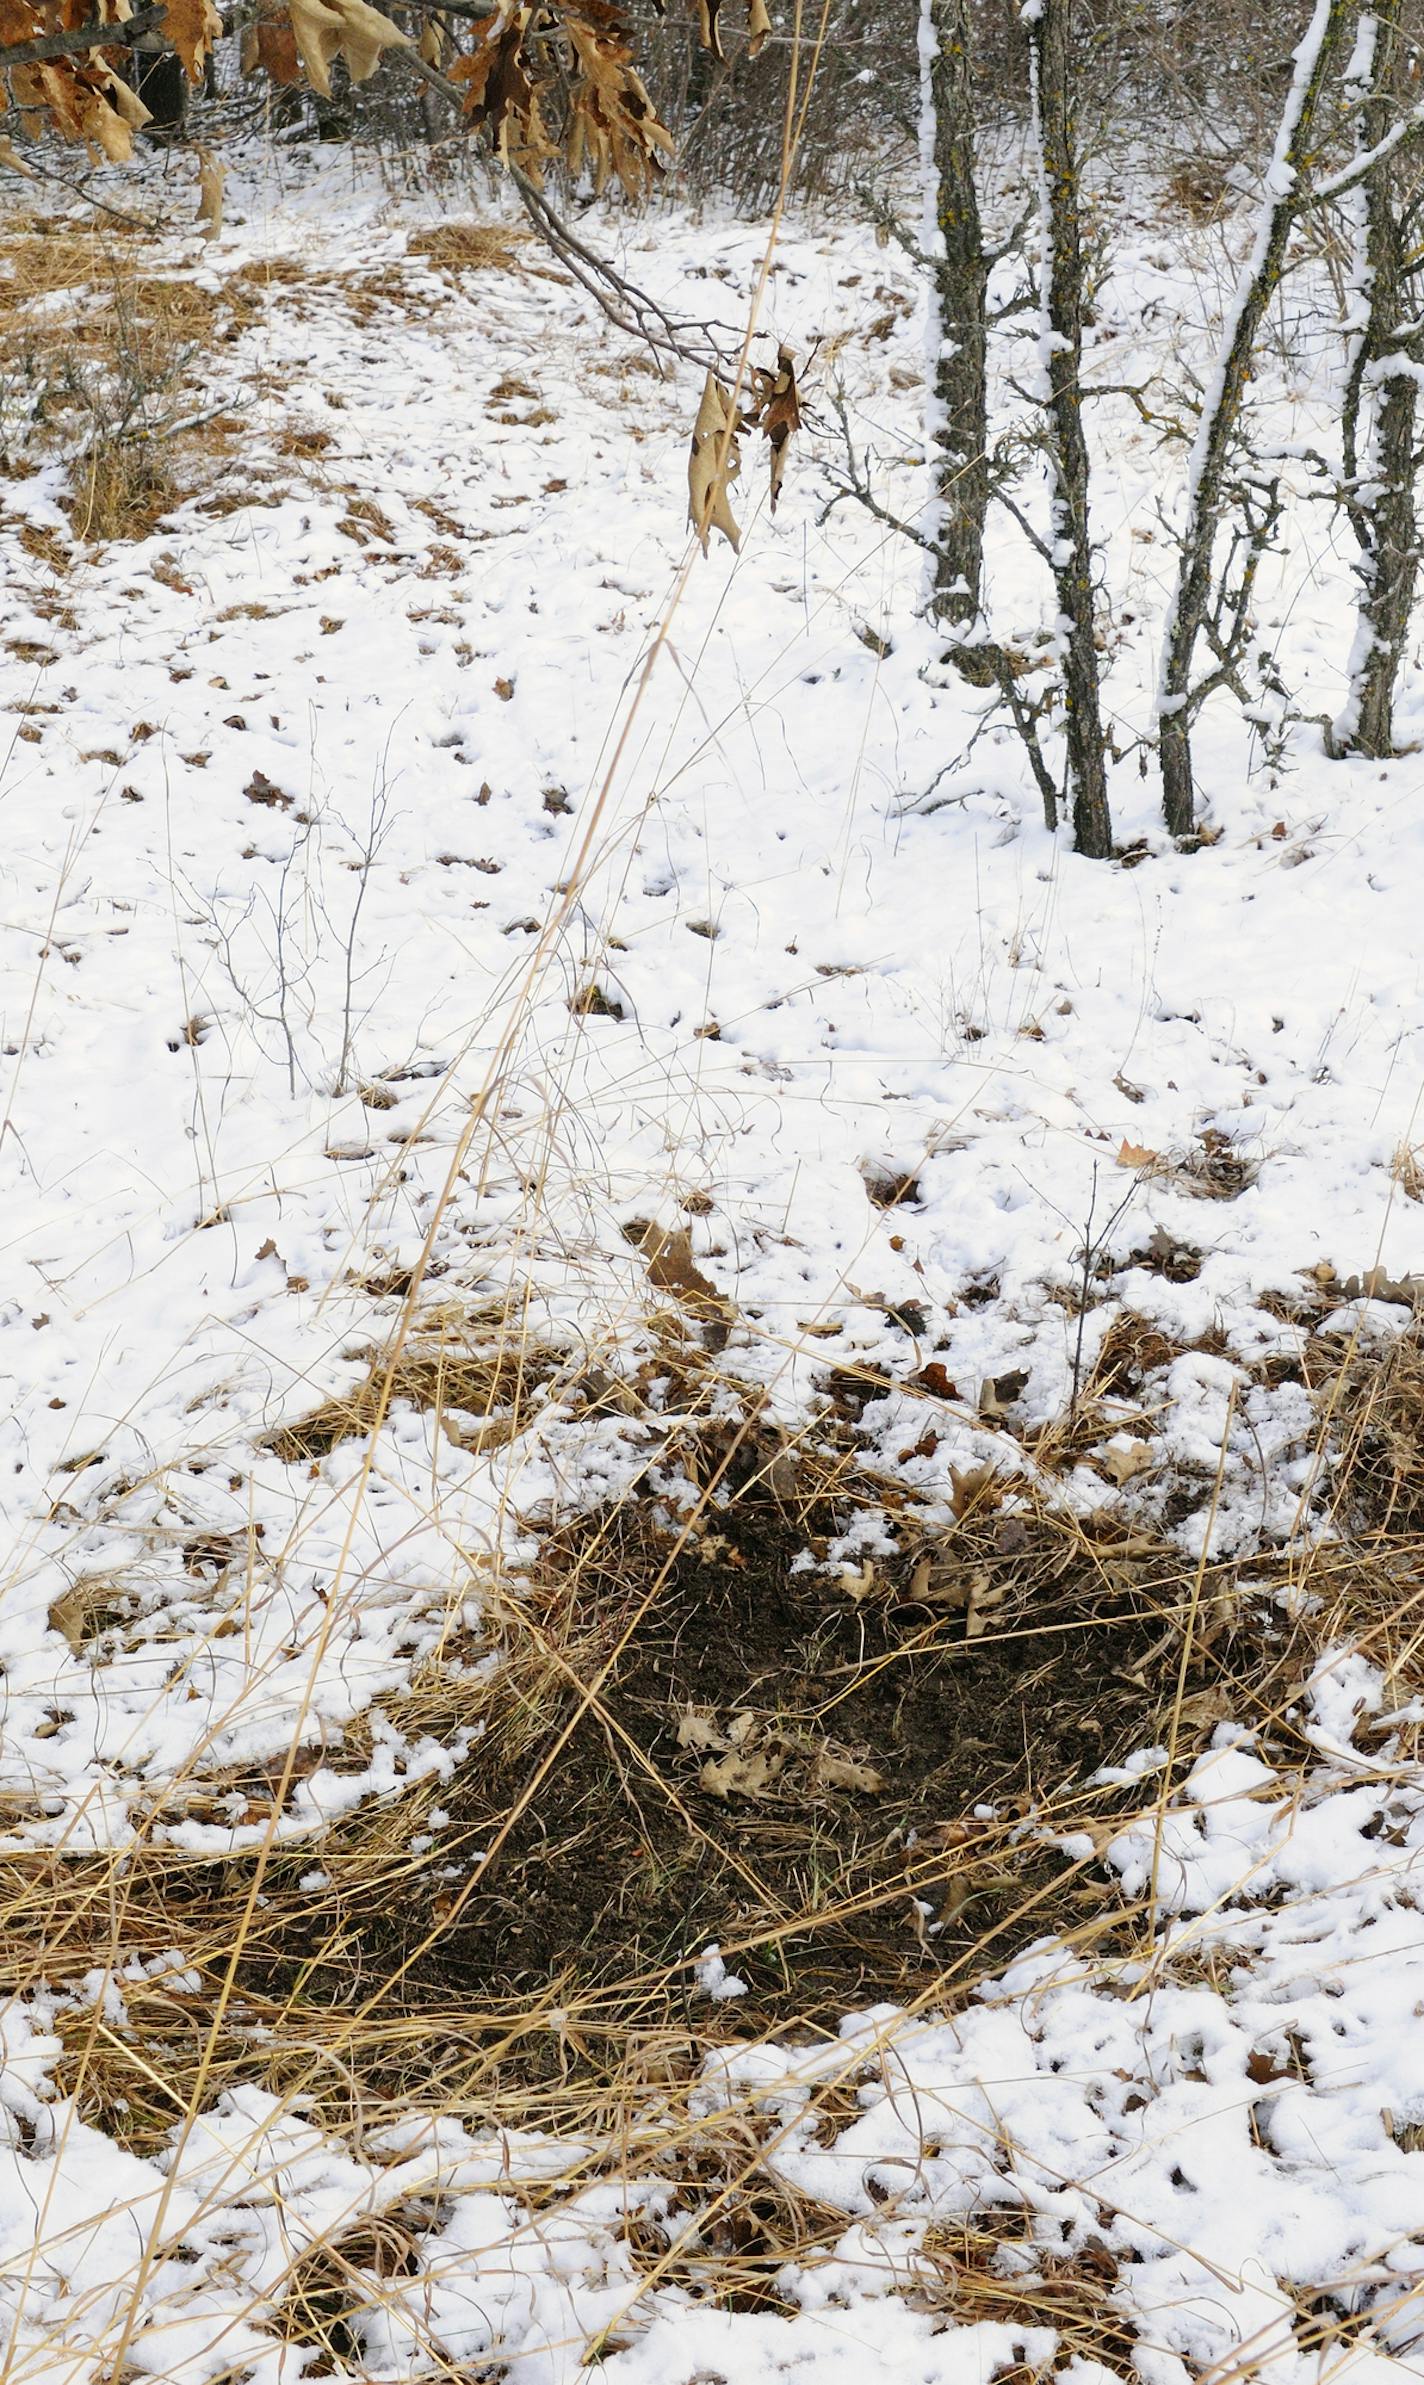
[1337, 3, 1419, 760]
[1026, 0, 1112, 859]
[1157, 0, 1350, 837]
[926, 0, 988, 639]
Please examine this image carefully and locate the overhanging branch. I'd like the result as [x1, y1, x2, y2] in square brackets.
[0, 2, 168, 70]
[397, 41, 730, 371]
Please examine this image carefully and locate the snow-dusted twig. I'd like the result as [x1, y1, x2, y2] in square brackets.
[1156, 0, 1352, 837]
[1331, 5, 1423, 759]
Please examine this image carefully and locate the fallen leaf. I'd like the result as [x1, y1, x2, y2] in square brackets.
[908, 1552, 971, 1608]
[675, 1709, 726, 1754]
[950, 1463, 1000, 1519]
[626, 1220, 715, 1301]
[1116, 1138, 1160, 1169]
[700, 1747, 782, 1800]
[1099, 1438, 1155, 1486]
[1174, 1685, 1236, 1731]
[811, 1750, 886, 1795]
[978, 1367, 1028, 1418]
[965, 1573, 1007, 1641]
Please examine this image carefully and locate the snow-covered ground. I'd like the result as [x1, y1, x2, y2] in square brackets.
[3, 1652, 1423, 2385]
[3, 141, 1424, 2385]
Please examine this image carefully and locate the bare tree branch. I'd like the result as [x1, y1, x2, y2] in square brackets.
[395, 43, 730, 372]
[0, 1, 168, 70]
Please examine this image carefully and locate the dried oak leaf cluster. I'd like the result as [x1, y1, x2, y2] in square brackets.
[688, 344, 801, 552]
[2, 0, 766, 187]
[0, 0, 217, 159]
[450, 0, 675, 196]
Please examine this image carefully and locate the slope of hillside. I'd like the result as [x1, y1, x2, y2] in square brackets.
[2, 144, 1424, 2385]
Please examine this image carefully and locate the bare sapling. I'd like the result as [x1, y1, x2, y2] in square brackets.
[1156, 0, 1351, 836]
[923, 0, 989, 651]
[1333, 2, 1422, 759]
[1023, 0, 1113, 858]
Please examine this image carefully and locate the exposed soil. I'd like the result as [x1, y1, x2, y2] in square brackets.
[246, 1451, 1265, 2056]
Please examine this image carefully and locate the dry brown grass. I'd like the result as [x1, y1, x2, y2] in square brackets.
[1326, 1323, 1424, 1545]
[263, 1306, 569, 1465]
[0, 222, 420, 539]
[0, 160, 1414, 2375]
[408, 220, 527, 273]
[0, 1304, 1405, 2381]
[1393, 1141, 1424, 1204]
[67, 433, 180, 540]
[1165, 158, 1230, 223]
[916, 2211, 1139, 2377]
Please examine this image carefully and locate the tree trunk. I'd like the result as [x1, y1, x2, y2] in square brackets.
[924, 0, 988, 642]
[1025, 0, 1112, 858]
[1335, 3, 1419, 760]
[130, 28, 187, 133]
[1157, 0, 1349, 837]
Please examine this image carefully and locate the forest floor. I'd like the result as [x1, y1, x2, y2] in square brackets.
[2, 137, 1424, 2385]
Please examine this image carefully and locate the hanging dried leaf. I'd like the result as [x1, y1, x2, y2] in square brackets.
[242, 13, 302, 79]
[565, 7, 672, 197]
[71, 62, 149, 158]
[285, 0, 409, 95]
[449, 9, 553, 172]
[688, 369, 741, 553]
[165, 0, 221, 79]
[196, 145, 225, 235]
[748, 342, 799, 510]
[695, 0, 766, 60]
[4, 0, 761, 239]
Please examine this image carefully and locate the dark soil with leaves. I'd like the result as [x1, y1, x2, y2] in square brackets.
[248, 1454, 1262, 2056]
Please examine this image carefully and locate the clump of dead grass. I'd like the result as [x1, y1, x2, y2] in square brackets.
[1393, 1141, 1424, 1204]
[264, 1308, 568, 1464]
[0, 244, 242, 535]
[1165, 157, 1229, 223]
[0, 1266, 1400, 2374]
[916, 2210, 1138, 2377]
[408, 221, 526, 273]
[1327, 1322, 1424, 1541]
